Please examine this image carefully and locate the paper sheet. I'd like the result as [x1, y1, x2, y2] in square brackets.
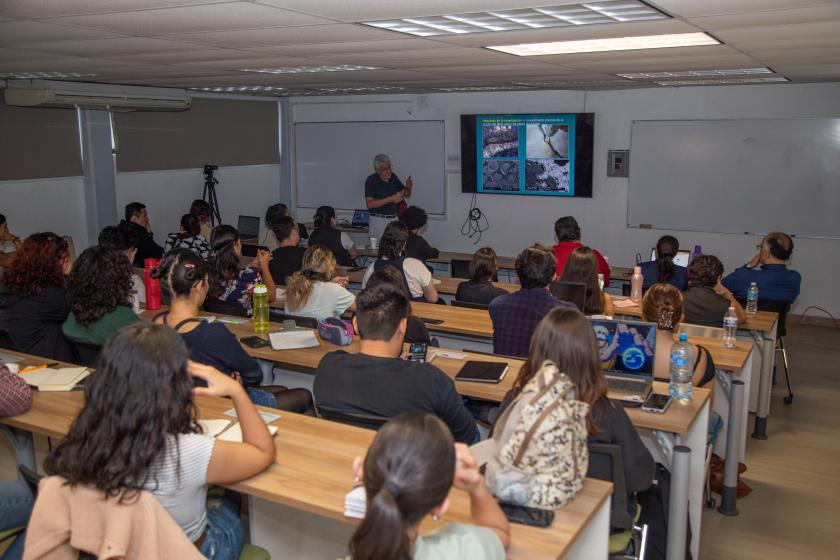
[269, 329, 320, 350]
[613, 298, 640, 309]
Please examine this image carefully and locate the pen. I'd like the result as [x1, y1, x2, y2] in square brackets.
[20, 363, 58, 374]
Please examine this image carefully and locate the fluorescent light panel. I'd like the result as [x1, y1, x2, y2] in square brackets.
[296, 86, 406, 94]
[514, 79, 630, 86]
[488, 32, 719, 56]
[434, 85, 535, 92]
[619, 67, 773, 79]
[239, 64, 384, 74]
[0, 71, 96, 78]
[189, 86, 286, 92]
[654, 77, 789, 86]
[364, 1, 667, 37]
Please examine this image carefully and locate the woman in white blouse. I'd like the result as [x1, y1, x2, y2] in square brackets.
[285, 245, 354, 319]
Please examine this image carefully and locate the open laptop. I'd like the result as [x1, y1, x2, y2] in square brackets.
[351, 209, 370, 228]
[549, 281, 587, 312]
[589, 318, 657, 404]
[237, 215, 260, 241]
[650, 248, 691, 268]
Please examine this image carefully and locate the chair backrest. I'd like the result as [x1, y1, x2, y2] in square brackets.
[316, 405, 389, 431]
[268, 309, 318, 329]
[450, 259, 471, 280]
[202, 298, 249, 318]
[68, 338, 102, 368]
[451, 300, 490, 311]
[0, 329, 20, 352]
[736, 298, 790, 337]
[586, 442, 633, 531]
[678, 323, 724, 340]
[549, 280, 587, 312]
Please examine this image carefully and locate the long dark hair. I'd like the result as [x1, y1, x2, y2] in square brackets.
[313, 206, 336, 230]
[179, 213, 201, 239]
[66, 246, 134, 327]
[560, 246, 603, 314]
[1, 232, 68, 296]
[378, 221, 408, 260]
[152, 249, 208, 304]
[349, 412, 455, 560]
[655, 235, 679, 283]
[512, 307, 609, 434]
[44, 323, 200, 500]
[207, 225, 240, 298]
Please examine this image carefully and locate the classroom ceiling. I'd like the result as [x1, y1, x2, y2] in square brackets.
[0, 0, 838, 96]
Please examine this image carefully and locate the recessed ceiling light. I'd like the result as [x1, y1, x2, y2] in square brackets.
[188, 86, 286, 93]
[654, 77, 789, 86]
[487, 32, 719, 56]
[618, 67, 773, 79]
[239, 64, 384, 74]
[292, 86, 406, 95]
[0, 71, 96, 78]
[434, 85, 535, 92]
[363, 1, 668, 37]
[513, 79, 631, 86]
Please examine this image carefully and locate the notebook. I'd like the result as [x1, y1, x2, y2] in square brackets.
[21, 367, 90, 391]
[455, 361, 509, 384]
[268, 329, 320, 350]
[198, 419, 278, 442]
[217, 423, 278, 443]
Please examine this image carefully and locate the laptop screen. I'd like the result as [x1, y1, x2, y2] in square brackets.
[352, 209, 370, 226]
[237, 215, 260, 240]
[589, 318, 657, 379]
[650, 248, 690, 268]
[549, 281, 587, 313]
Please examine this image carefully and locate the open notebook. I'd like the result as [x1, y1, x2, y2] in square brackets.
[21, 367, 90, 391]
[199, 419, 278, 443]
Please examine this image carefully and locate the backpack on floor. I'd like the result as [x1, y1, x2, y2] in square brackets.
[485, 360, 589, 509]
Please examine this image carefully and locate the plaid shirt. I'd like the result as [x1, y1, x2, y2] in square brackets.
[0, 364, 32, 417]
[489, 288, 574, 358]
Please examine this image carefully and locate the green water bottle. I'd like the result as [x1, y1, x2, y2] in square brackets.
[253, 284, 270, 334]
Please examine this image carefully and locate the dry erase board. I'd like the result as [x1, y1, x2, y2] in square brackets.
[294, 120, 445, 215]
[627, 118, 840, 239]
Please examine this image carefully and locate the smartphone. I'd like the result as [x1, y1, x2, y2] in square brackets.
[499, 502, 555, 528]
[408, 343, 428, 363]
[240, 336, 270, 349]
[642, 392, 672, 414]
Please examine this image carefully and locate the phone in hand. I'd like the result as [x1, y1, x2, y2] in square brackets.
[408, 343, 428, 363]
[641, 392, 672, 414]
[499, 502, 555, 528]
[240, 336, 270, 349]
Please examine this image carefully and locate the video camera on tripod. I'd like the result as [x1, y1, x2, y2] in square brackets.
[202, 164, 222, 226]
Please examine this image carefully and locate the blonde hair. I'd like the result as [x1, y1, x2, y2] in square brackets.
[642, 283, 683, 332]
[285, 245, 336, 311]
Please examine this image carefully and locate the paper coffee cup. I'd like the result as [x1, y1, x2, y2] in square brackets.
[369, 237, 378, 249]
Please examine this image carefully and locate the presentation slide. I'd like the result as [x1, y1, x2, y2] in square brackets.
[477, 113, 577, 196]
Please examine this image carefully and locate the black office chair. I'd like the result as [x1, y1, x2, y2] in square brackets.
[450, 259, 471, 280]
[202, 298, 249, 318]
[759, 299, 793, 405]
[451, 300, 490, 311]
[268, 309, 318, 329]
[67, 338, 102, 368]
[587, 443, 648, 559]
[315, 405, 390, 431]
[0, 329, 20, 352]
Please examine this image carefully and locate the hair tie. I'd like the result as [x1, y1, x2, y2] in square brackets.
[658, 309, 674, 330]
[383, 480, 401, 498]
[184, 263, 195, 269]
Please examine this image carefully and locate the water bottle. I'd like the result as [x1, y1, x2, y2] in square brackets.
[692, 244, 702, 260]
[630, 266, 643, 302]
[669, 333, 694, 401]
[746, 282, 758, 315]
[723, 307, 738, 348]
[252, 284, 270, 334]
[143, 258, 161, 311]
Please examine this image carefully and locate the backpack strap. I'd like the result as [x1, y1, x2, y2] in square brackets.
[152, 311, 167, 323]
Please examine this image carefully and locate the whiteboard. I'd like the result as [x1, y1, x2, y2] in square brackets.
[627, 118, 840, 239]
[294, 120, 445, 215]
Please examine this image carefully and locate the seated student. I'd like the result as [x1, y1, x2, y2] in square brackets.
[349, 412, 509, 560]
[552, 216, 610, 285]
[98, 223, 144, 303]
[164, 214, 211, 259]
[208, 225, 276, 316]
[456, 247, 509, 306]
[723, 231, 801, 303]
[502, 307, 654, 518]
[153, 249, 312, 412]
[489, 246, 574, 358]
[639, 235, 688, 291]
[307, 206, 357, 267]
[44, 323, 276, 560]
[399, 205, 440, 264]
[120, 202, 164, 267]
[285, 245, 354, 320]
[0, 363, 35, 558]
[0, 214, 22, 268]
[268, 216, 307, 285]
[0, 233, 74, 361]
[365, 265, 431, 345]
[558, 246, 615, 317]
[684, 255, 747, 327]
[189, 199, 214, 241]
[261, 203, 308, 251]
[361, 221, 439, 303]
[63, 246, 140, 346]
[314, 283, 479, 444]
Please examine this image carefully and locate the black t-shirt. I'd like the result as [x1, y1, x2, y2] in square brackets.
[269, 245, 306, 284]
[364, 172, 404, 216]
[456, 280, 509, 305]
[0, 283, 74, 362]
[309, 227, 353, 267]
[313, 350, 478, 443]
[405, 233, 439, 263]
[683, 286, 731, 327]
[120, 220, 164, 267]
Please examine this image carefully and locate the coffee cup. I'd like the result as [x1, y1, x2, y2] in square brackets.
[369, 237, 378, 249]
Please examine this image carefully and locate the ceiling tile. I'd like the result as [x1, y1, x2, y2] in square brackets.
[713, 21, 840, 48]
[0, 20, 127, 46]
[0, 0, 232, 19]
[648, 0, 838, 18]
[311, 47, 524, 67]
[246, 38, 451, 56]
[686, 5, 840, 30]
[169, 23, 400, 48]
[22, 36, 212, 56]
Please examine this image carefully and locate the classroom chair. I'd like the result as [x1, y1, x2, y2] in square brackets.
[267, 309, 318, 330]
[0, 329, 20, 352]
[548, 281, 588, 313]
[67, 338, 102, 368]
[203, 298, 249, 318]
[451, 300, 490, 310]
[315, 404, 389, 431]
[586, 443, 648, 559]
[736, 298, 793, 405]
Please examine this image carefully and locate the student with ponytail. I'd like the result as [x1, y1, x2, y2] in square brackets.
[308, 206, 357, 267]
[349, 412, 509, 560]
[638, 235, 687, 291]
[153, 249, 313, 413]
[284, 245, 354, 320]
[207, 225, 275, 316]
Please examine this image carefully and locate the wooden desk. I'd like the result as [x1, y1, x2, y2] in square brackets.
[1, 370, 611, 559]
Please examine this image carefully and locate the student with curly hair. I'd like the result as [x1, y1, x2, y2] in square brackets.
[684, 255, 747, 327]
[63, 246, 140, 346]
[207, 225, 276, 316]
[0, 232, 74, 360]
[0, 214, 22, 269]
[284, 245, 354, 320]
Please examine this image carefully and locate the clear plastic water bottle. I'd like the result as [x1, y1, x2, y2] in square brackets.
[723, 307, 738, 348]
[252, 284, 270, 334]
[630, 266, 643, 302]
[746, 282, 758, 315]
[669, 333, 694, 401]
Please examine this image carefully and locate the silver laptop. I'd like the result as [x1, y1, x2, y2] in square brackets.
[590, 318, 657, 403]
[650, 248, 690, 268]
